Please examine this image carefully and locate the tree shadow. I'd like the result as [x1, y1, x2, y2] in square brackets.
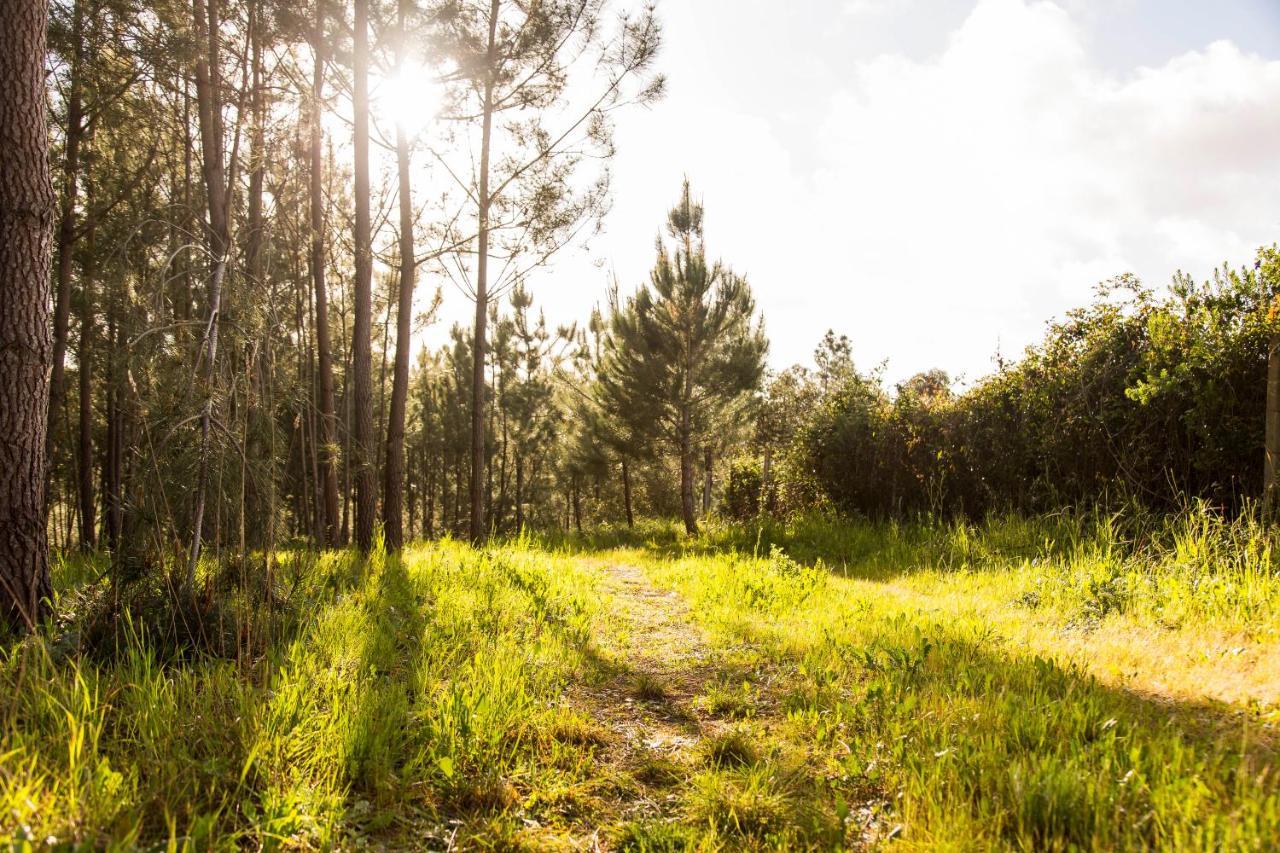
[753, 610, 1279, 848]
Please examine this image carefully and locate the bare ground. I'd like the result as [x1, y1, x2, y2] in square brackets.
[562, 561, 739, 845]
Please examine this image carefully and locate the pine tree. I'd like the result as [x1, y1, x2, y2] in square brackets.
[598, 182, 768, 535]
[0, 0, 57, 630]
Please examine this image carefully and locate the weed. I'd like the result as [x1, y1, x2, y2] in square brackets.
[699, 727, 760, 769]
[686, 765, 794, 841]
[632, 672, 668, 703]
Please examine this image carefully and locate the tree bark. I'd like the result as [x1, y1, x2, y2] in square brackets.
[383, 0, 418, 551]
[243, 0, 267, 551]
[572, 475, 582, 533]
[678, 408, 698, 535]
[309, 11, 341, 547]
[76, 196, 96, 550]
[622, 457, 634, 528]
[702, 444, 713, 515]
[469, 0, 500, 544]
[514, 455, 524, 532]
[0, 0, 57, 631]
[351, 0, 377, 552]
[188, 0, 231, 585]
[425, 446, 436, 538]
[760, 443, 774, 516]
[104, 302, 122, 554]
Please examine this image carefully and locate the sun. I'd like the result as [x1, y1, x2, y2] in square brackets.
[373, 61, 443, 138]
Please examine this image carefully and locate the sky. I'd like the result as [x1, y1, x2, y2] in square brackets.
[419, 0, 1280, 387]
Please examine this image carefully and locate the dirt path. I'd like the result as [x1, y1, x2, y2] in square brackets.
[565, 562, 730, 840]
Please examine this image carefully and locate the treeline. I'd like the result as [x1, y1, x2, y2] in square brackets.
[732, 248, 1280, 520]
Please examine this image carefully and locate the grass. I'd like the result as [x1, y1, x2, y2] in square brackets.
[1, 541, 612, 847]
[2, 506, 1278, 848]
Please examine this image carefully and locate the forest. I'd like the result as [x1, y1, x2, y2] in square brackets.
[1, 0, 1278, 848]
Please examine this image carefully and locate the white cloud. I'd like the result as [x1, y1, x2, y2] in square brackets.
[842, 0, 912, 16]
[431, 0, 1280, 386]
[799, 0, 1280, 382]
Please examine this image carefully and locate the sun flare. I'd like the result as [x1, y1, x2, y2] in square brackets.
[373, 61, 443, 137]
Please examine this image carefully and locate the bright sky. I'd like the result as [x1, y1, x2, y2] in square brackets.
[418, 0, 1280, 386]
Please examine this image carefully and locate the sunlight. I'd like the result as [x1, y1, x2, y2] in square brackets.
[373, 61, 443, 138]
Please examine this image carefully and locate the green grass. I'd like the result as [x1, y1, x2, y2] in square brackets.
[1, 541, 611, 848]
[3, 508, 1279, 848]
[634, 508, 1280, 849]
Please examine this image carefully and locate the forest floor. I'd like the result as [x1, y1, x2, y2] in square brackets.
[2, 514, 1279, 849]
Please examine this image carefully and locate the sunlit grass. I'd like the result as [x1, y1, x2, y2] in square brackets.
[629, 507, 1280, 848]
[0, 540, 611, 847]
[3, 506, 1279, 847]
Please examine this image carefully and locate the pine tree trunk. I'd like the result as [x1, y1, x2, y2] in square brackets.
[425, 448, 436, 538]
[351, 0, 377, 552]
[383, 0, 417, 551]
[104, 306, 122, 554]
[679, 409, 698, 535]
[702, 444, 713, 515]
[0, 0, 56, 631]
[308, 11, 340, 547]
[761, 444, 774, 516]
[469, 0, 500, 544]
[515, 455, 524, 532]
[622, 458, 634, 528]
[76, 210, 96, 550]
[572, 475, 582, 533]
[243, 0, 267, 550]
[188, 0, 231, 585]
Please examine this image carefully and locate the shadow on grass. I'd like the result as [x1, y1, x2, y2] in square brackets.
[525, 514, 1094, 582]
[756, 607, 1279, 848]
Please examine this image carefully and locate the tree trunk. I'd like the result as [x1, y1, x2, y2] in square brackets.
[48, 0, 85, 446]
[678, 408, 698, 535]
[515, 455, 524, 532]
[0, 0, 56, 631]
[104, 304, 122, 554]
[243, 0, 267, 551]
[622, 457, 634, 528]
[351, 0, 377, 552]
[76, 201, 96, 550]
[188, 0, 231, 585]
[572, 476, 583, 533]
[469, 0, 500, 544]
[702, 444, 713, 515]
[425, 447, 436, 538]
[383, 0, 418, 551]
[309, 15, 340, 546]
[760, 444, 774, 516]
[1265, 325, 1280, 517]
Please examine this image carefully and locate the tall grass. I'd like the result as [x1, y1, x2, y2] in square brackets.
[0, 541, 607, 847]
[635, 505, 1280, 849]
[554, 502, 1280, 628]
[4, 506, 1278, 847]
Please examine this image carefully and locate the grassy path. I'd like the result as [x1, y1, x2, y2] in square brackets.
[567, 562, 716, 837]
[550, 557, 864, 849]
[562, 560, 798, 848]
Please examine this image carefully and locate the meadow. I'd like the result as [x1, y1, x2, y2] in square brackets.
[2, 507, 1278, 849]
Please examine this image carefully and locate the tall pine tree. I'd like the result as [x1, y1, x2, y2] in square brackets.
[598, 182, 767, 535]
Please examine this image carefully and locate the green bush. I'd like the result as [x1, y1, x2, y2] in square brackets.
[792, 248, 1280, 518]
